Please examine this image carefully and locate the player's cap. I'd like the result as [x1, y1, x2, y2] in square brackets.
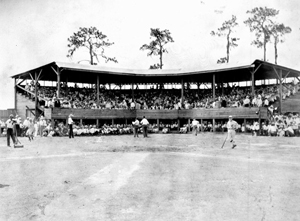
[9, 114, 14, 118]
[229, 115, 233, 118]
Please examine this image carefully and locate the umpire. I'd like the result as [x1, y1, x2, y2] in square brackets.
[6, 114, 16, 147]
[140, 116, 149, 138]
[68, 114, 74, 138]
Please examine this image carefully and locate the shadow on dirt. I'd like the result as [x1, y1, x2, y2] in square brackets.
[0, 184, 9, 188]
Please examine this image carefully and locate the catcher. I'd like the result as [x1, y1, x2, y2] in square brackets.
[226, 115, 238, 149]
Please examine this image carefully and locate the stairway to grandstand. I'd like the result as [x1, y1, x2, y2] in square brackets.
[280, 91, 300, 113]
[15, 92, 38, 120]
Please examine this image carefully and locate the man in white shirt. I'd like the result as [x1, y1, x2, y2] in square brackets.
[140, 116, 149, 138]
[68, 114, 74, 138]
[132, 118, 140, 138]
[6, 114, 16, 147]
[243, 96, 250, 107]
[191, 119, 199, 136]
[226, 115, 238, 149]
[268, 122, 277, 136]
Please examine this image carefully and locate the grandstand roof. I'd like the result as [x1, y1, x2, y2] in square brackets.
[11, 60, 300, 84]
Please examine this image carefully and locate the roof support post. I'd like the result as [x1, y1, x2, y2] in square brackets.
[66, 76, 69, 95]
[279, 69, 283, 114]
[221, 80, 224, 95]
[35, 72, 38, 119]
[14, 78, 17, 110]
[212, 74, 216, 101]
[57, 69, 61, 99]
[181, 79, 184, 105]
[51, 66, 61, 98]
[97, 75, 99, 103]
[131, 82, 134, 100]
[249, 63, 262, 97]
[251, 72, 255, 96]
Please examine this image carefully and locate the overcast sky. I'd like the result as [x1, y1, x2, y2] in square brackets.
[1, 0, 300, 109]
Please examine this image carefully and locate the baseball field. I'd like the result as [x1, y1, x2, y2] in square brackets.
[0, 133, 300, 221]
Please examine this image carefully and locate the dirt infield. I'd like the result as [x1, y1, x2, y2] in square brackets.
[0, 133, 300, 221]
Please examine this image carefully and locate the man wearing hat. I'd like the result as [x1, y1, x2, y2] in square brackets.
[5, 114, 16, 147]
[68, 114, 74, 138]
[226, 115, 238, 149]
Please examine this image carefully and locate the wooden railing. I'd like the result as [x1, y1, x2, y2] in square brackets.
[50, 107, 267, 120]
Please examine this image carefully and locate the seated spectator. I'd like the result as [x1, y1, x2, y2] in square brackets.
[268, 122, 277, 136]
[243, 96, 251, 107]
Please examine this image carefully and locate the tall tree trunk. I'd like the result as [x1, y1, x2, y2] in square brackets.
[226, 33, 230, 63]
[263, 32, 266, 61]
[274, 42, 278, 64]
[159, 51, 163, 69]
[89, 44, 93, 65]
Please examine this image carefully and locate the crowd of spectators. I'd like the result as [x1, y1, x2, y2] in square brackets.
[1, 112, 300, 138]
[19, 80, 299, 111]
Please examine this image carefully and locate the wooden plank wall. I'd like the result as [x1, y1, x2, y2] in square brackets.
[51, 107, 267, 120]
[0, 109, 16, 120]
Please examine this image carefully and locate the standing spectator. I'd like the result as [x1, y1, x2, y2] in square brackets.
[27, 118, 35, 141]
[15, 115, 21, 136]
[140, 116, 149, 138]
[191, 119, 199, 136]
[0, 119, 6, 134]
[54, 97, 61, 108]
[5, 114, 16, 147]
[243, 96, 250, 107]
[68, 114, 74, 139]
[132, 118, 140, 138]
[39, 116, 47, 137]
[23, 117, 30, 136]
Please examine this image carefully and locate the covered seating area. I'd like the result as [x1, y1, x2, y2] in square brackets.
[11, 59, 300, 132]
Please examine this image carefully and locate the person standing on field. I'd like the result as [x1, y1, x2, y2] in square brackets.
[5, 114, 16, 147]
[132, 118, 140, 138]
[226, 115, 238, 149]
[191, 119, 199, 136]
[140, 116, 149, 138]
[68, 114, 74, 138]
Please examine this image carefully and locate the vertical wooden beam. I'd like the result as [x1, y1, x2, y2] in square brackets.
[112, 119, 114, 126]
[187, 119, 190, 132]
[125, 119, 127, 125]
[258, 107, 262, 136]
[80, 119, 83, 126]
[200, 119, 203, 132]
[97, 75, 99, 103]
[14, 78, 17, 110]
[212, 74, 216, 101]
[35, 72, 38, 119]
[177, 119, 180, 132]
[157, 119, 159, 128]
[181, 79, 184, 104]
[221, 80, 224, 95]
[57, 68, 61, 98]
[66, 76, 69, 94]
[279, 70, 283, 114]
[212, 119, 215, 132]
[251, 72, 255, 96]
[96, 119, 99, 128]
[131, 83, 134, 99]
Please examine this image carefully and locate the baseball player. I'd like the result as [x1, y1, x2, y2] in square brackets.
[226, 115, 238, 149]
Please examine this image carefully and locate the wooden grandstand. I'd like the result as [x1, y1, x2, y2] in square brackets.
[10, 59, 300, 131]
